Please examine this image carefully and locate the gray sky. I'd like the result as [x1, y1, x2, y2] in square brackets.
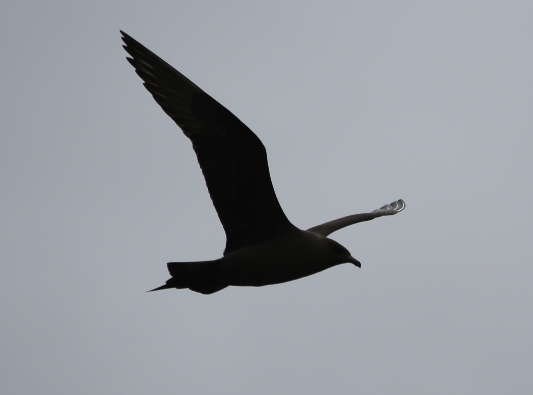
[2, 1, 532, 394]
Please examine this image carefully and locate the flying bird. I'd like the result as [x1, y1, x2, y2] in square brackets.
[121, 31, 405, 294]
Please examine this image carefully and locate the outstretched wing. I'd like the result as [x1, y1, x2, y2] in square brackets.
[307, 199, 405, 237]
[121, 31, 298, 254]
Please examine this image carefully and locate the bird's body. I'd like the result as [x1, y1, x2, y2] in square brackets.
[221, 231, 354, 287]
[121, 31, 405, 294]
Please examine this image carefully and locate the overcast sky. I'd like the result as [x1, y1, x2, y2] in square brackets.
[2, 1, 532, 394]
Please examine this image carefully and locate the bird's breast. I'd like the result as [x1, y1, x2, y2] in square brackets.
[220, 232, 345, 287]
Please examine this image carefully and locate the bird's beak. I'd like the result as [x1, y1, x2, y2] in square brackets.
[348, 256, 361, 268]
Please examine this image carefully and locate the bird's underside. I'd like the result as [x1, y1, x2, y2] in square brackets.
[121, 31, 406, 294]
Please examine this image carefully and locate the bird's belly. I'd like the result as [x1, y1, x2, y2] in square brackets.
[222, 241, 340, 287]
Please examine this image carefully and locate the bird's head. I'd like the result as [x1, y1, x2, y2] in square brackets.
[326, 238, 361, 268]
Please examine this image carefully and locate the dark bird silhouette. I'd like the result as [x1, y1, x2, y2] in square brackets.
[121, 31, 406, 294]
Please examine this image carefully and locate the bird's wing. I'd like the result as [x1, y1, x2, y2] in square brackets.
[121, 32, 298, 254]
[371, 199, 406, 216]
[307, 199, 405, 236]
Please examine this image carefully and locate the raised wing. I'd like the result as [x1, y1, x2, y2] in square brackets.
[121, 31, 298, 254]
[307, 199, 405, 237]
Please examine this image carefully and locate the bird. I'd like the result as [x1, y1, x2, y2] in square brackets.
[121, 31, 405, 294]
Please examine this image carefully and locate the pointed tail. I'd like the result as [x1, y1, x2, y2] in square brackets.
[147, 281, 175, 292]
[147, 260, 228, 294]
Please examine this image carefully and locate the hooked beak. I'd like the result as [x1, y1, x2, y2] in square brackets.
[347, 256, 361, 268]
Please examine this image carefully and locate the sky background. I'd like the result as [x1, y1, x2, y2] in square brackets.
[2, 1, 532, 394]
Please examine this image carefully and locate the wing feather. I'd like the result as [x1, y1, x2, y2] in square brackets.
[121, 32, 298, 253]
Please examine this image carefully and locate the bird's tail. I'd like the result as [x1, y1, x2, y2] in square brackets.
[148, 260, 227, 294]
